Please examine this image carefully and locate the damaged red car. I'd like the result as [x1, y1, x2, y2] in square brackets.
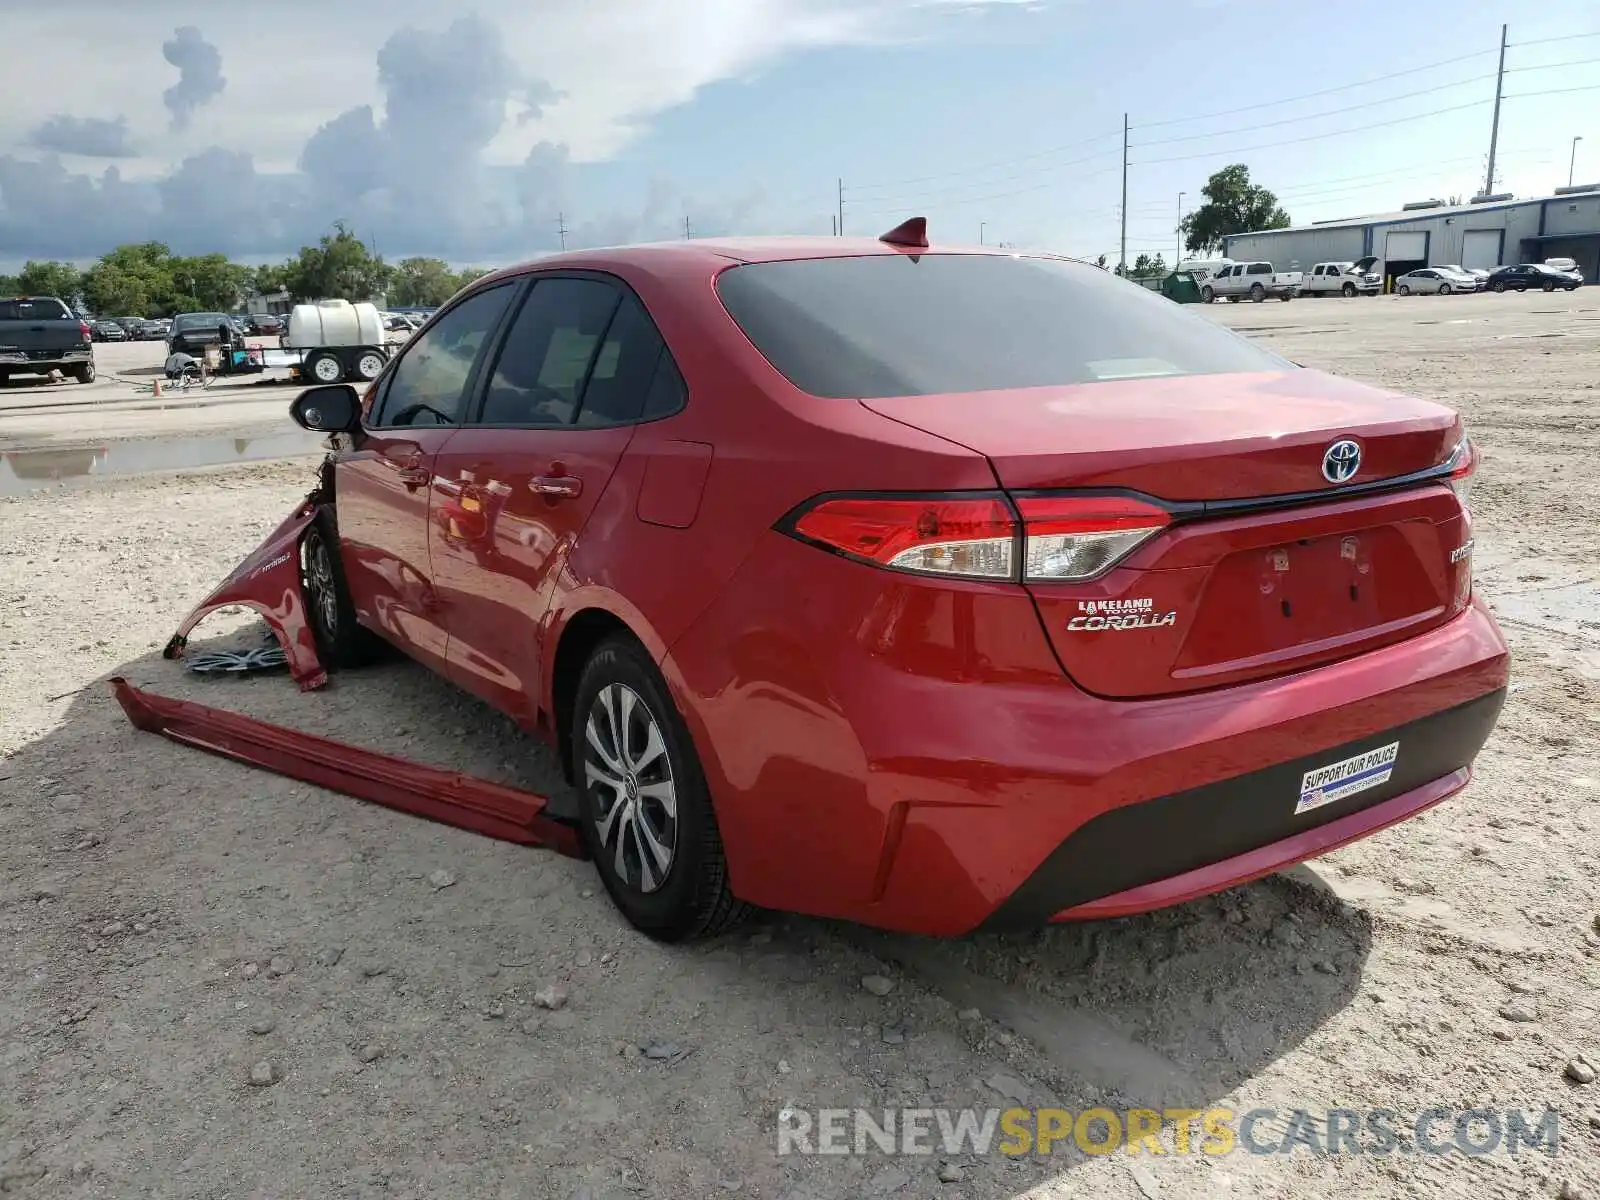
[252, 222, 1507, 941]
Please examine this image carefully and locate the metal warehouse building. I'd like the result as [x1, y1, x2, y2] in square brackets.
[1221, 185, 1600, 284]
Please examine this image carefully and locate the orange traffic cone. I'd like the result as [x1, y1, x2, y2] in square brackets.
[153, 378, 163, 397]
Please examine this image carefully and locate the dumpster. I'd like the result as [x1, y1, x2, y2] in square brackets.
[1160, 270, 1204, 304]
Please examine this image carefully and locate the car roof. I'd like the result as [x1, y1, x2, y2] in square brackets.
[468, 235, 1078, 288]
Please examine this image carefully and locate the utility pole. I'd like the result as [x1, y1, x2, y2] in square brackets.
[684, 216, 691, 240]
[980, 222, 986, 246]
[1119, 113, 1129, 276]
[1484, 24, 1507, 196]
[837, 178, 845, 237]
[556, 212, 568, 251]
[1572, 136, 1584, 187]
[1176, 191, 1184, 269]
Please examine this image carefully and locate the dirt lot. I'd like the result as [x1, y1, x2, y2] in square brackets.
[2, 289, 1598, 1200]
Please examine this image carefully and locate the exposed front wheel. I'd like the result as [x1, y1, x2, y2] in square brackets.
[1342, 282, 1356, 297]
[1438, 283, 1451, 295]
[574, 635, 750, 942]
[1398, 285, 1410, 295]
[300, 507, 383, 670]
[1490, 280, 1506, 293]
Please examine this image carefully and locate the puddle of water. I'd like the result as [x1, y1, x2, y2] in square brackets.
[0, 431, 328, 497]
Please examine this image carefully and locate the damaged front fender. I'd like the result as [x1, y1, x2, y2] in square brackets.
[163, 498, 327, 691]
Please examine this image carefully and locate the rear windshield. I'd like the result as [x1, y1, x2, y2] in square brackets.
[173, 312, 229, 330]
[714, 253, 1291, 399]
[0, 298, 72, 321]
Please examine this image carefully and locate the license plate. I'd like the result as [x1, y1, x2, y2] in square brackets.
[1296, 742, 1399, 814]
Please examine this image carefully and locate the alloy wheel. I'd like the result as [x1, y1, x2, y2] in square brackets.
[303, 533, 340, 641]
[583, 683, 678, 893]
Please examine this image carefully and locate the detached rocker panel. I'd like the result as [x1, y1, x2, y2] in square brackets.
[110, 677, 586, 858]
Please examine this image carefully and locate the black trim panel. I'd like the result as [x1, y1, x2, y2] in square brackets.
[977, 687, 1506, 931]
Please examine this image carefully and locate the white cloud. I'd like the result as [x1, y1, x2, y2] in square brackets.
[0, 0, 1035, 262]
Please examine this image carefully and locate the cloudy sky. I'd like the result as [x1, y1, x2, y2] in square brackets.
[1, 0, 1596, 270]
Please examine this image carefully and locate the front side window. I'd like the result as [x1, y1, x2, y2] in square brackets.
[714, 252, 1292, 399]
[477, 278, 620, 426]
[372, 282, 517, 427]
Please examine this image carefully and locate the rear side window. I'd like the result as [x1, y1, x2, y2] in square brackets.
[714, 253, 1291, 399]
[0, 299, 71, 320]
[1246, 263, 1271, 275]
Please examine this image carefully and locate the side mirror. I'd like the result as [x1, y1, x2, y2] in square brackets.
[290, 384, 362, 433]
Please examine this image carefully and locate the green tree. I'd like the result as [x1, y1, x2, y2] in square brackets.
[1130, 252, 1167, 278]
[81, 263, 152, 317]
[16, 260, 84, 303]
[389, 257, 461, 307]
[1179, 165, 1290, 255]
[0, 273, 19, 295]
[250, 263, 291, 295]
[283, 222, 392, 302]
[174, 253, 249, 312]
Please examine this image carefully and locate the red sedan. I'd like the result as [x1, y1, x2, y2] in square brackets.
[286, 222, 1509, 941]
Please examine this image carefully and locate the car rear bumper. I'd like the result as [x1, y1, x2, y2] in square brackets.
[0, 347, 91, 366]
[666, 535, 1511, 935]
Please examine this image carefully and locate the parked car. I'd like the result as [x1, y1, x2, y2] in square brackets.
[135, 319, 168, 341]
[1485, 264, 1582, 292]
[1439, 264, 1489, 284]
[1543, 257, 1581, 276]
[245, 313, 284, 336]
[0, 296, 96, 384]
[275, 233, 1507, 941]
[1200, 261, 1302, 302]
[91, 319, 128, 342]
[1395, 267, 1479, 295]
[1302, 258, 1381, 297]
[167, 311, 235, 355]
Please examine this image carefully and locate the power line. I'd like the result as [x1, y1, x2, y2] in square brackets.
[846, 165, 1120, 219]
[1130, 73, 1498, 149]
[847, 131, 1122, 192]
[1130, 47, 1496, 131]
[1129, 97, 1494, 166]
[1504, 83, 1600, 98]
[1507, 30, 1600, 47]
[845, 147, 1121, 206]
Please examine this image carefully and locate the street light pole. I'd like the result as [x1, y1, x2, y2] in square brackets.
[1176, 191, 1184, 269]
[980, 222, 986, 246]
[1572, 136, 1584, 187]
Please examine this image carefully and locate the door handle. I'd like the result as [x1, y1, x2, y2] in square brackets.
[530, 475, 582, 498]
[391, 458, 429, 490]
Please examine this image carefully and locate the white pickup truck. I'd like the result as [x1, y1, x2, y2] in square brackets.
[1200, 261, 1302, 303]
[1301, 257, 1382, 297]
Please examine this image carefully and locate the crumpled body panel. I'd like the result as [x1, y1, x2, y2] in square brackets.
[163, 499, 327, 691]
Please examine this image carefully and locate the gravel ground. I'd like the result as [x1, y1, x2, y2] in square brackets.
[2, 289, 1598, 1199]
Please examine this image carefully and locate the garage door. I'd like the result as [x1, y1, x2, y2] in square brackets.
[1384, 231, 1428, 261]
[1461, 229, 1503, 271]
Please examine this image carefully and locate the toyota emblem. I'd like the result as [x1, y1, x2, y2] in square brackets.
[1321, 439, 1361, 484]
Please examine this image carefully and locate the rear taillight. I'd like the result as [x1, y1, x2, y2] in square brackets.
[783, 492, 1170, 582]
[1444, 436, 1475, 506]
[790, 495, 1015, 579]
[78, 321, 92, 342]
[1014, 495, 1171, 581]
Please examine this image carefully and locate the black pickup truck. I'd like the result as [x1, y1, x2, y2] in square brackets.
[0, 296, 96, 385]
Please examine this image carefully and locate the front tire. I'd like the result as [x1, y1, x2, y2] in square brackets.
[1438, 283, 1452, 295]
[573, 635, 749, 942]
[1398, 284, 1411, 295]
[300, 507, 382, 670]
[1342, 282, 1356, 297]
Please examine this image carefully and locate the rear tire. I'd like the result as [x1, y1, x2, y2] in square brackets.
[300, 506, 383, 670]
[573, 635, 750, 942]
[355, 349, 387, 381]
[1250, 283, 1265, 302]
[1200, 286, 1214, 303]
[69, 361, 95, 384]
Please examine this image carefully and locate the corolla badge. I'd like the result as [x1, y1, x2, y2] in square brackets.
[1321, 439, 1362, 484]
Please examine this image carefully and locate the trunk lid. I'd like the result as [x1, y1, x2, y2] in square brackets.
[861, 369, 1473, 698]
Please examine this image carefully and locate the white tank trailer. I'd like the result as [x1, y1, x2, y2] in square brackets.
[284, 300, 391, 385]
